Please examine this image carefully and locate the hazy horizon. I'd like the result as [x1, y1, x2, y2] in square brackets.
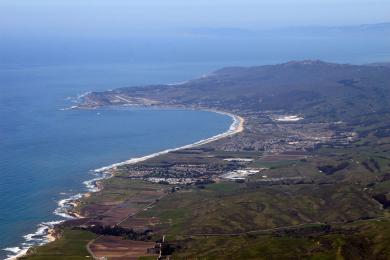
[1, 0, 389, 37]
[2, 2, 390, 259]
[1, 1, 389, 66]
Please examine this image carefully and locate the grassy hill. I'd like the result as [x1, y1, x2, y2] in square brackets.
[86, 60, 390, 121]
[33, 61, 390, 259]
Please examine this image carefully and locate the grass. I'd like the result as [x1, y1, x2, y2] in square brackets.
[249, 159, 301, 169]
[25, 115, 390, 259]
[138, 180, 382, 239]
[205, 182, 242, 193]
[211, 150, 263, 159]
[77, 178, 166, 211]
[162, 119, 390, 258]
[173, 219, 390, 259]
[173, 234, 337, 259]
[21, 229, 96, 260]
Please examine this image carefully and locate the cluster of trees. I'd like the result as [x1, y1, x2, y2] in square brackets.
[82, 225, 152, 241]
[318, 162, 350, 175]
[274, 224, 332, 237]
[373, 193, 390, 209]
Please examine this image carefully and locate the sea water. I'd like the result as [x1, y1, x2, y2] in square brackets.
[0, 63, 233, 259]
[1, 30, 389, 259]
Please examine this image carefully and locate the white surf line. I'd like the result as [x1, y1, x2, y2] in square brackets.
[3, 220, 64, 260]
[59, 105, 79, 111]
[94, 111, 244, 173]
[3, 110, 244, 260]
[3, 176, 110, 260]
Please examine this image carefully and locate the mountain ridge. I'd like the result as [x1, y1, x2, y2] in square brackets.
[85, 60, 390, 121]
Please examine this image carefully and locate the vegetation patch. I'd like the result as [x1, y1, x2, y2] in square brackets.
[21, 228, 96, 260]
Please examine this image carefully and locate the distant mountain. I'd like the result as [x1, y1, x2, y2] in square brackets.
[184, 27, 254, 37]
[369, 62, 390, 68]
[184, 22, 390, 37]
[279, 22, 390, 36]
[85, 60, 390, 121]
[354, 22, 390, 32]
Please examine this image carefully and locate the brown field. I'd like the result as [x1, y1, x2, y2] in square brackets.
[81, 203, 114, 218]
[90, 235, 158, 259]
[119, 217, 160, 231]
[93, 207, 140, 226]
[80, 186, 166, 226]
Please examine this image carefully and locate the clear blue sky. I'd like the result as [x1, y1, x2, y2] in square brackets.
[1, 0, 389, 36]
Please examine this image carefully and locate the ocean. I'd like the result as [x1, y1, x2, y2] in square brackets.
[1, 30, 389, 259]
[0, 62, 235, 259]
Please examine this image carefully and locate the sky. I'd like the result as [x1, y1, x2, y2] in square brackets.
[0, 0, 389, 37]
[1, 0, 389, 66]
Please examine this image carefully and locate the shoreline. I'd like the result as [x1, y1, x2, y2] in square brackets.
[5, 108, 244, 260]
[94, 110, 244, 173]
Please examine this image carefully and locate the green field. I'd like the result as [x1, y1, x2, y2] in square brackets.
[23, 62, 390, 259]
[21, 229, 96, 260]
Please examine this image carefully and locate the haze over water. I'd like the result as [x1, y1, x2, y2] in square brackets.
[1, 23, 389, 259]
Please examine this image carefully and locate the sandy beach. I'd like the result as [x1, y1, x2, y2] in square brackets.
[10, 109, 244, 260]
[94, 110, 244, 173]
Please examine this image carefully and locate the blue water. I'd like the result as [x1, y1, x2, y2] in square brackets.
[0, 63, 234, 259]
[1, 30, 389, 259]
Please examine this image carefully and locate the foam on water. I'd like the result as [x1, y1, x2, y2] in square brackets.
[4, 220, 64, 260]
[94, 111, 242, 173]
[2, 109, 238, 260]
[2, 173, 102, 259]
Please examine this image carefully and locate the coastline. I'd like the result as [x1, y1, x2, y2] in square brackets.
[5, 109, 244, 260]
[94, 110, 244, 173]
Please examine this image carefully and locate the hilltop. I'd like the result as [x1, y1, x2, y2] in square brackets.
[25, 61, 390, 259]
[84, 60, 390, 121]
